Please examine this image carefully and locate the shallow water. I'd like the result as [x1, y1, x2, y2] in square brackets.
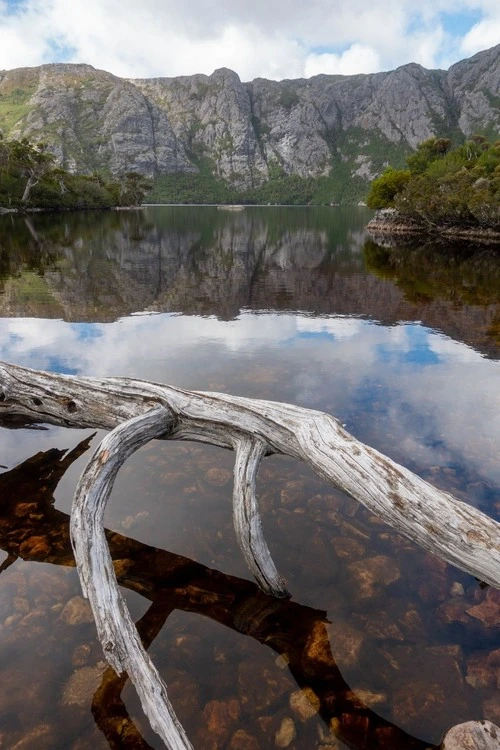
[1, 206, 500, 749]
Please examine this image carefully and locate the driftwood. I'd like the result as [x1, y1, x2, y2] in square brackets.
[2, 360, 500, 749]
[3, 441, 497, 750]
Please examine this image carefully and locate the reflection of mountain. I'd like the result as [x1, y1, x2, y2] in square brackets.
[1, 207, 500, 358]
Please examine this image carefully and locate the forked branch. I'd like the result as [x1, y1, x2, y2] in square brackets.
[2, 360, 500, 749]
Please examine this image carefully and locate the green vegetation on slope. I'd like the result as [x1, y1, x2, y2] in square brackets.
[0, 136, 151, 210]
[147, 168, 369, 206]
[367, 136, 500, 230]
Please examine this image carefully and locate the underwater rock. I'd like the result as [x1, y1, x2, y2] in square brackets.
[62, 663, 107, 706]
[351, 688, 387, 708]
[346, 555, 401, 601]
[289, 687, 320, 721]
[167, 673, 200, 724]
[280, 480, 308, 508]
[199, 699, 241, 749]
[325, 619, 366, 671]
[466, 653, 497, 689]
[204, 467, 233, 487]
[19, 535, 51, 559]
[275, 717, 296, 748]
[238, 660, 293, 713]
[333, 536, 366, 561]
[71, 644, 92, 667]
[467, 589, 500, 629]
[228, 728, 261, 750]
[59, 596, 94, 625]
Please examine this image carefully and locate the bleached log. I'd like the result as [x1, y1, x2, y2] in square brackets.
[2, 360, 500, 591]
[70, 405, 192, 750]
[233, 437, 289, 598]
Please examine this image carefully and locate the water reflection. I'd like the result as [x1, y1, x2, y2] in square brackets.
[0, 441, 481, 750]
[1, 207, 499, 358]
[1, 207, 500, 748]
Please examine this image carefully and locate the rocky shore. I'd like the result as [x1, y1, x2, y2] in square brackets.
[367, 209, 500, 245]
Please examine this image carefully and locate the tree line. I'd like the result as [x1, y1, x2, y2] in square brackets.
[366, 135, 500, 230]
[0, 136, 151, 211]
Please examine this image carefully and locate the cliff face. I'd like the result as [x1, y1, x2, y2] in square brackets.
[0, 45, 498, 189]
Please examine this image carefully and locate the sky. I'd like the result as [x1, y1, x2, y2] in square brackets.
[0, 1, 499, 82]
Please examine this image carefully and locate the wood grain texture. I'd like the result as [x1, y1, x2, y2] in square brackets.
[3, 360, 500, 749]
[2, 360, 500, 590]
[70, 406, 192, 750]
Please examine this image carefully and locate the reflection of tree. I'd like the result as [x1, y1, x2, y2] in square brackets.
[0, 440, 433, 750]
[363, 238, 500, 307]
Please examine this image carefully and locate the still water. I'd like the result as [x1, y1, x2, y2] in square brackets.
[1, 206, 500, 749]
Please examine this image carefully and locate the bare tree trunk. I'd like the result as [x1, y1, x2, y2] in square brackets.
[2, 360, 500, 749]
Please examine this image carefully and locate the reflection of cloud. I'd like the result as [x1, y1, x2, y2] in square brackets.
[295, 316, 366, 339]
[2, 311, 500, 491]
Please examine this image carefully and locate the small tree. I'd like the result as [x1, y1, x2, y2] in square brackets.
[9, 139, 54, 205]
[366, 168, 411, 209]
[118, 172, 152, 206]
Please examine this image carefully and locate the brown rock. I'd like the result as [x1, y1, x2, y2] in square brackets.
[483, 694, 500, 724]
[466, 653, 497, 689]
[467, 589, 500, 628]
[275, 717, 296, 748]
[228, 729, 261, 750]
[199, 699, 240, 748]
[14, 502, 39, 517]
[19, 535, 51, 559]
[33, 570, 70, 600]
[72, 644, 92, 667]
[289, 687, 320, 721]
[347, 555, 400, 601]
[60, 596, 94, 625]
[325, 620, 365, 671]
[354, 611, 404, 641]
[280, 480, 307, 508]
[167, 674, 200, 724]
[303, 621, 335, 673]
[333, 537, 365, 560]
[239, 659, 293, 713]
[351, 688, 387, 708]
[441, 720, 500, 749]
[112, 558, 134, 577]
[62, 663, 107, 706]
[205, 467, 233, 487]
[398, 607, 425, 639]
[437, 598, 472, 628]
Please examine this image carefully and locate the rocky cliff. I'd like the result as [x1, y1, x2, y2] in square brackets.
[0, 45, 498, 198]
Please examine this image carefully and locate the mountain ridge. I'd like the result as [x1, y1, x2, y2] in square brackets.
[0, 45, 498, 202]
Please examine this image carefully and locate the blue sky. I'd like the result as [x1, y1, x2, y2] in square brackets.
[0, 1, 499, 80]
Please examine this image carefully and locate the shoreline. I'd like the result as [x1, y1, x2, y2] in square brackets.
[367, 210, 500, 245]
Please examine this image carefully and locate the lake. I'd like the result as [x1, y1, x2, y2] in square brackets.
[1, 206, 500, 750]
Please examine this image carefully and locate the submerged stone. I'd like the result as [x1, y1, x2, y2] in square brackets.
[275, 717, 296, 748]
[228, 729, 261, 750]
[289, 687, 320, 721]
[62, 663, 107, 707]
[59, 596, 94, 626]
[347, 555, 400, 601]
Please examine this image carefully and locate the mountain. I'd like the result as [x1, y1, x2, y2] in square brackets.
[0, 45, 499, 202]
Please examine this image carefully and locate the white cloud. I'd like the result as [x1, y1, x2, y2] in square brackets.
[305, 44, 381, 77]
[461, 16, 500, 56]
[0, 1, 498, 82]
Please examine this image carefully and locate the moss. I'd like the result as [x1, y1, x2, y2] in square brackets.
[0, 87, 36, 135]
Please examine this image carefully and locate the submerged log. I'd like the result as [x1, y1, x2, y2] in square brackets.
[2, 360, 500, 749]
